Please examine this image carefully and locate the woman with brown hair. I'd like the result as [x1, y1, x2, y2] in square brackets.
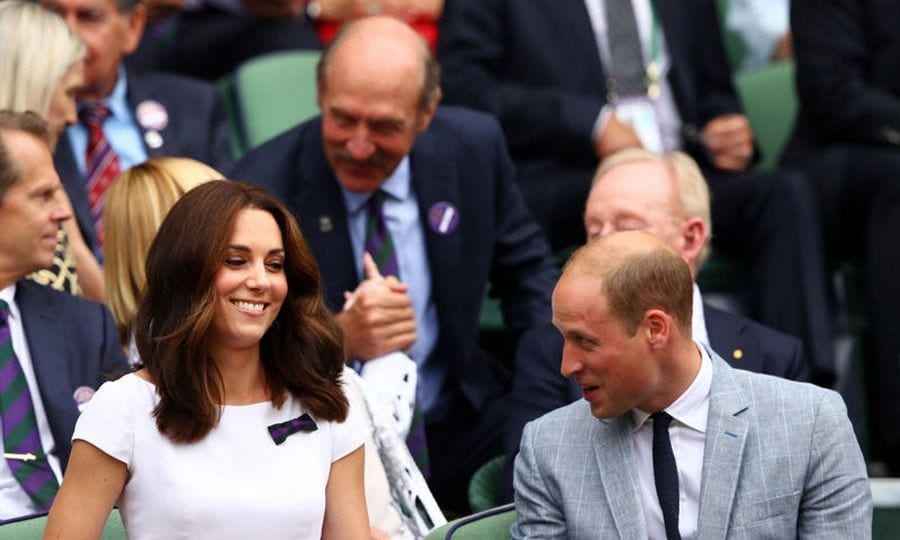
[45, 181, 369, 539]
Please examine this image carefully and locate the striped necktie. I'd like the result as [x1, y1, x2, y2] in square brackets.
[0, 300, 59, 510]
[80, 105, 121, 250]
[360, 191, 431, 475]
[363, 190, 401, 279]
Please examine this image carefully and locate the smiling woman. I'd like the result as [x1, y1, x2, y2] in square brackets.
[45, 182, 371, 540]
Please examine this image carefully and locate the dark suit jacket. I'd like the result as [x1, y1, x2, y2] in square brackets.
[438, 0, 742, 170]
[128, 8, 323, 82]
[15, 280, 127, 470]
[501, 303, 809, 501]
[54, 70, 233, 254]
[787, 0, 900, 156]
[229, 106, 559, 412]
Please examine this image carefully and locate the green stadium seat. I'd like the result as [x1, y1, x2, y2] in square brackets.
[233, 50, 323, 152]
[424, 503, 515, 540]
[0, 508, 125, 539]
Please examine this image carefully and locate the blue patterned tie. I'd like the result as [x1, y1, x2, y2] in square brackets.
[652, 411, 680, 540]
[0, 300, 59, 510]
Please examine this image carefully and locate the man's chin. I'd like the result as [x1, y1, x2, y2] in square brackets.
[335, 171, 386, 193]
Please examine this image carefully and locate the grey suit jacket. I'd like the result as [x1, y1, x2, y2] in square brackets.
[512, 351, 871, 539]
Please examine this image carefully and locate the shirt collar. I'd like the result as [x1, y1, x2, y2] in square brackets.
[691, 282, 710, 347]
[79, 66, 130, 122]
[631, 343, 713, 434]
[340, 156, 411, 214]
[0, 284, 19, 322]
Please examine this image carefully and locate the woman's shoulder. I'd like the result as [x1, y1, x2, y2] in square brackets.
[84, 371, 156, 411]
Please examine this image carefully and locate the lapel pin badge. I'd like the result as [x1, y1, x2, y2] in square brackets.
[144, 130, 163, 149]
[73, 385, 96, 412]
[427, 201, 459, 235]
[319, 215, 333, 233]
[135, 99, 168, 131]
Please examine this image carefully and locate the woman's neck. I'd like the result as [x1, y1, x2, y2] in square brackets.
[210, 345, 270, 405]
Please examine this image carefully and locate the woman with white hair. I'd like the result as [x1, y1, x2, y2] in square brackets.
[0, 0, 104, 301]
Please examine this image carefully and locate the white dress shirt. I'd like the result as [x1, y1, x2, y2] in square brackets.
[584, 0, 684, 152]
[631, 344, 713, 539]
[691, 283, 710, 348]
[0, 285, 63, 520]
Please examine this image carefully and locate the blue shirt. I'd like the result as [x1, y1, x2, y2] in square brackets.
[340, 158, 444, 413]
[65, 66, 148, 175]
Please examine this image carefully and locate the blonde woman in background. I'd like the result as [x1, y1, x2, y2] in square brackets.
[0, 0, 105, 301]
[103, 156, 222, 353]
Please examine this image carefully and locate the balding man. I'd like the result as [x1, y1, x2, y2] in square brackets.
[502, 149, 809, 501]
[229, 16, 557, 511]
[513, 231, 870, 539]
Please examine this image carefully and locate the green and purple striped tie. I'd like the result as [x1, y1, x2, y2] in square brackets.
[0, 299, 59, 510]
[364, 190, 401, 279]
[362, 191, 430, 476]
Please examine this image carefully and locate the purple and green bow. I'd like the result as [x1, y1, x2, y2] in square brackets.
[268, 413, 318, 445]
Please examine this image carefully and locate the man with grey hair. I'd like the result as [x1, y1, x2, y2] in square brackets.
[230, 16, 558, 512]
[0, 111, 125, 520]
[41, 0, 231, 261]
[502, 148, 809, 501]
[513, 230, 870, 538]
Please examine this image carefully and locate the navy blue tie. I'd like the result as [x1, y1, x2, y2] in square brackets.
[652, 411, 680, 540]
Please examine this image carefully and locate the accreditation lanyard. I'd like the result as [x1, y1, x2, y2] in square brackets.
[645, 0, 663, 100]
[604, 0, 665, 102]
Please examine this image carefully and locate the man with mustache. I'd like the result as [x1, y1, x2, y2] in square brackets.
[229, 16, 558, 513]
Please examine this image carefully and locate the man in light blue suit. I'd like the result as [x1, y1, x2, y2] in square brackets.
[513, 231, 871, 539]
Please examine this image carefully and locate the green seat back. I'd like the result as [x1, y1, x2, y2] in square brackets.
[425, 504, 516, 540]
[235, 50, 322, 151]
[467, 455, 505, 513]
[733, 61, 798, 172]
[0, 508, 125, 539]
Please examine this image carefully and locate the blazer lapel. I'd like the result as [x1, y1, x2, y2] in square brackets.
[594, 416, 648, 539]
[15, 283, 74, 452]
[546, 0, 605, 76]
[409, 129, 464, 331]
[53, 138, 98, 251]
[697, 352, 750, 538]
[293, 133, 358, 312]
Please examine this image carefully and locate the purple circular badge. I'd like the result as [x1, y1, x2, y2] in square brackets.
[428, 202, 460, 235]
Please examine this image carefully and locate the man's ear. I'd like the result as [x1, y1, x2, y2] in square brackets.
[416, 86, 441, 132]
[122, 4, 148, 56]
[644, 309, 671, 350]
[679, 217, 707, 272]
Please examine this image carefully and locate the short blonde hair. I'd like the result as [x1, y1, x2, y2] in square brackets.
[0, 1, 85, 117]
[564, 232, 694, 337]
[104, 157, 223, 341]
[593, 148, 712, 265]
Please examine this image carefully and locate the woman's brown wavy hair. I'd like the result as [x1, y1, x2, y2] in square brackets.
[134, 181, 347, 443]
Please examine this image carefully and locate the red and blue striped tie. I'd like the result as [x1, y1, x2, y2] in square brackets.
[0, 300, 59, 510]
[80, 105, 121, 250]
